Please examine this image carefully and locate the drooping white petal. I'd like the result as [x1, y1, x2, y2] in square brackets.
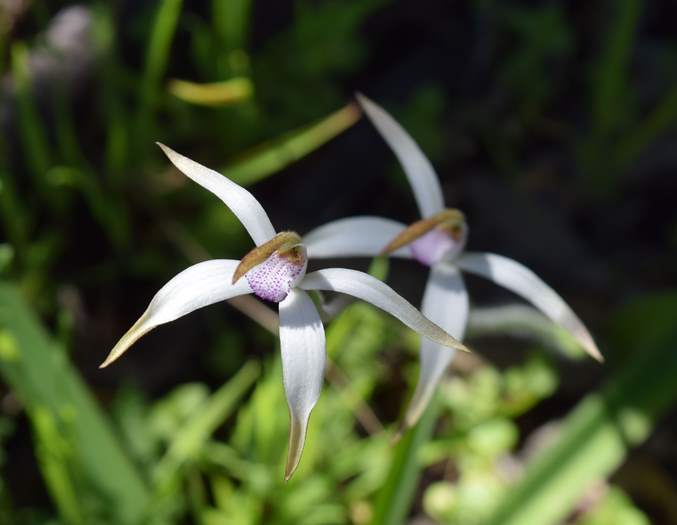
[100, 260, 252, 368]
[299, 268, 469, 353]
[457, 252, 603, 362]
[356, 94, 445, 218]
[157, 143, 277, 246]
[278, 289, 326, 480]
[402, 264, 468, 430]
[303, 216, 411, 259]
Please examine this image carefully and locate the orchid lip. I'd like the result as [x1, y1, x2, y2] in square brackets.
[233, 231, 303, 284]
[380, 209, 466, 256]
[242, 235, 308, 303]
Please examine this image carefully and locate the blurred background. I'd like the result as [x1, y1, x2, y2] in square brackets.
[1, 1, 676, 524]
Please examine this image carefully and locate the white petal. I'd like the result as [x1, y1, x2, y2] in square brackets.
[299, 268, 468, 353]
[303, 216, 411, 259]
[457, 252, 603, 362]
[157, 143, 277, 246]
[403, 264, 468, 430]
[100, 260, 252, 368]
[278, 289, 326, 480]
[356, 94, 445, 218]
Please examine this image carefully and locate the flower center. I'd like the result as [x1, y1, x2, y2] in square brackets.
[233, 232, 307, 303]
[409, 225, 467, 266]
[381, 209, 468, 267]
[246, 247, 307, 303]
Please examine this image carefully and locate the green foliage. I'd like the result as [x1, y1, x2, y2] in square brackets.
[0, 284, 150, 525]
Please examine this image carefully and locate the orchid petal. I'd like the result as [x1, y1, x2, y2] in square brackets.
[157, 143, 277, 246]
[457, 252, 603, 362]
[299, 268, 469, 353]
[279, 289, 326, 480]
[356, 94, 445, 218]
[303, 216, 411, 259]
[100, 260, 252, 368]
[403, 264, 468, 430]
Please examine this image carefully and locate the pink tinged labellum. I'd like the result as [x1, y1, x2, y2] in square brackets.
[410, 227, 467, 266]
[246, 250, 307, 303]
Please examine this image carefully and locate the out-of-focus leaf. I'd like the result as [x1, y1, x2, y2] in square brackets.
[0, 284, 151, 525]
[168, 77, 252, 106]
[30, 407, 85, 525]
[153, 361, 260, 485]
[483, 293, 677, 525]
[136, 0, 183, 140]
[370, 400, 439, 525]
[223, 103, 361, 186]
[11, 42, 52, 182]
[615, 85, 677, 169]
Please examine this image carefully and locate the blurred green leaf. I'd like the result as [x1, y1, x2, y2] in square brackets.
[370, 400, 439, 525]
[168, 77, 253, 106]
[152, 361, 260, 502]
[0, 284, 150, 524]
[484, 293, 677, 525]
[223, 103, 361, 186]
[137, 0, 183, 142]
[11, 42, 52, 184]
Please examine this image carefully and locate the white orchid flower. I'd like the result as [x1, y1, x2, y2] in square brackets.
[100, 143, 469, 480]
[304, 94, 603, 432]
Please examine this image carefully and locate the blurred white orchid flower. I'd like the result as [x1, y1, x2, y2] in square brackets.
[304, 94, 603, 432]
[100, 143, 469, 480]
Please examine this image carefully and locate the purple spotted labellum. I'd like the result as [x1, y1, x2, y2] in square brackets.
[100, 143, 469, 480]
[304, 94, 603, 433]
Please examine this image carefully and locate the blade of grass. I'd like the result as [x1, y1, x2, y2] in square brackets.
[93, 4, 129, 181]
[0, 284, 151, 524]
[212, 0, 251, 77]
[11, 42, 52, 186]
[615, 86, 677, 169]
[152, 361, 260, 496]
[212, 0, 251, 51]
[590, 0, 641, 139]
[30, 406, 86, 525]
[370, 400, 440, 525]
[168, 77, 253, 106]
[484, 296, 677, 525]
[222, 103, 361, 186]
[136, 0, 183, 143]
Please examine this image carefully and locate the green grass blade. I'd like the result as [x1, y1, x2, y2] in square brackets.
[212, 0, 250, 51]
[591, 0, 641, 138]
[152, 361, 260, 498]
[30, 406, 86, 525]
[615, 86, 677, 169]
[137, 0, 183, 142]
[484, 323, 677, 524]
[11, 42, 52, 183]
[168, 77, 252, 106]
[370, 400, 439, 525]
[0, 284, 151, 524]
[223, 103, 361, 186]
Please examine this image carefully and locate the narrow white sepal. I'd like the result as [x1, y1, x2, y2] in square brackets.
[157, 143, 277, 246]
[356, 93, 445, 218]
[457, 252, 603, 362]
[299, 268, 469, 353]
[278, 289, 326, 480]
[100, 260, 252, 368]
[303, 216, 411, 259]
[402, 264, 469, 430]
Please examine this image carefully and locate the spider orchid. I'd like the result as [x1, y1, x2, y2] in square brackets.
[304, 94, 603, 432]
[100, 143, 469, 480]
